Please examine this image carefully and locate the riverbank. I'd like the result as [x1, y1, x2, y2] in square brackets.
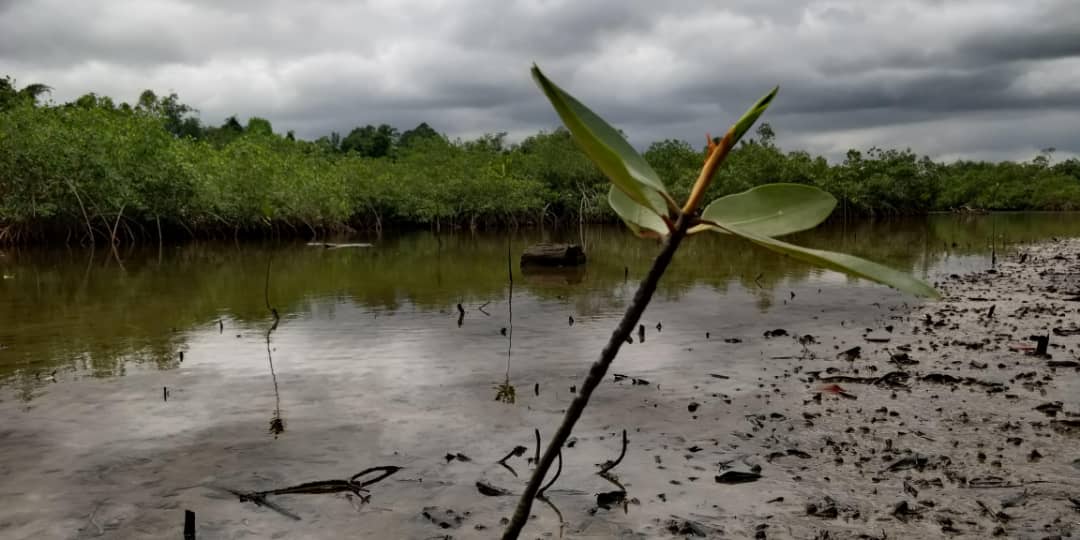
[0, 237, 1077, 539]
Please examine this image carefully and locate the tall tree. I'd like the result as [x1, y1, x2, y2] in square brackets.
[0, 75, 52, 110]
[399, 122, 440, 148]
[245, 117, 274, 137]
[341, 124, 398, 157]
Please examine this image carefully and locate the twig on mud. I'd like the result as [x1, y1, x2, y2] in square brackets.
[533, 428, 540, 464]
[87, 501, 106, 536]
[229, 466, 402, 521]
[496, 460, 518, 477]
[498, 445, 529, 477]
[538, 450, 562, 497]
[227, 488, 302, 521]
[597, 429, 628, 475]
[976, 500, 1004, 524]
[537, 495, 566, 538]
[499, 445, 529, 465]
[598, 470, 627, 492]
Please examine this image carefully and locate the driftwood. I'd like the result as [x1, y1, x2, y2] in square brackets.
[229, 466, 401, 520]
[519, 243, 586, 267]
[306, 242, 372, 249]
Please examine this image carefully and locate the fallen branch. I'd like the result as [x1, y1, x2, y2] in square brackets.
[229, 466, 401, 520]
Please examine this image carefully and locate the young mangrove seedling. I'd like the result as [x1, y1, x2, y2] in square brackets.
[499, 65, 939, 540]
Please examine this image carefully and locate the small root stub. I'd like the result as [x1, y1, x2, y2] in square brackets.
[183, 510, 195, 540]
[598, 429, 628, 475]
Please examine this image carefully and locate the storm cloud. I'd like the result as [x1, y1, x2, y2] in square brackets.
[2, 0, 1077, 161]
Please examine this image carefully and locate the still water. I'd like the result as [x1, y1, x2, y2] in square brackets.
[0, 213, 1078, 538]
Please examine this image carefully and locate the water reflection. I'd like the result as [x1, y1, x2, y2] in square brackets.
[0, 213, 1079, 394]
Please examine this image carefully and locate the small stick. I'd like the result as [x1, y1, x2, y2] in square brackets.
[533, 429, 541, 464]
[350, 466, 403, 488]
[598, 429, 628, 475]
[498, 445, 529, 465]
[498, 445, 528, 478]
[536, 495, 565, 536]
[227, 489, 301, 520]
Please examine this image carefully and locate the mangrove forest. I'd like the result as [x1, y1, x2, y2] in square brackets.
[2, 75, 1079, 245]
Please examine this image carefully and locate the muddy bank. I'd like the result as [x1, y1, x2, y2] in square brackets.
[1, 238, 1079, 539]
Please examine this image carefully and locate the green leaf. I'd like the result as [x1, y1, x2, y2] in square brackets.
[608, 185, 668, 238]
[696, 184, 836, 237]
[715, 222, 940, 298]
[729, 86, 778, 147]
[531, 65, 668, 214]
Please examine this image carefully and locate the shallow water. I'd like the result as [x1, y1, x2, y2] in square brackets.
[1, 213, 1079, 539]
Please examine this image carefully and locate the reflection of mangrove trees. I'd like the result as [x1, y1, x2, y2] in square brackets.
[2, 215, 1080, 386]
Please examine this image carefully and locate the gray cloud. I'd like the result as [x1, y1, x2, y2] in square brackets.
[1, 0, 1077, 161]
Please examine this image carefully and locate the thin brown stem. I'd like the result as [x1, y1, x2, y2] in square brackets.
[68, 182, 95, 247]
[507, 235, 513, 380]
[500, 212, 693, 539]
[683, 130, 735, 215]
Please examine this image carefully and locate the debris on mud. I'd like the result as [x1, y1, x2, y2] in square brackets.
[476, 481, 512, 497]
[715, 470, 762, 484]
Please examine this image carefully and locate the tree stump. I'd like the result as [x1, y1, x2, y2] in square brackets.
[520, 243, 586, 267]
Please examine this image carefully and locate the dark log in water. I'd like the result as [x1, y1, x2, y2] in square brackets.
[519, 243, 586, 267]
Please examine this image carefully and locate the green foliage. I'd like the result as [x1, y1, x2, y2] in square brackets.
[608, 185, 667, 238]
[0, 76, 51, 111]
[341, 124, 398, 158]
[399, 122, 440, 149]
[0, 72, 1077, 244]
[245, 117, 274, 137]
[715, 221, 939, 297]
[697, 183, 836, 237]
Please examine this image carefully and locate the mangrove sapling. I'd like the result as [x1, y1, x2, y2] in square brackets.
[499, 66, 939, 539]
[264, 256, 284, 436]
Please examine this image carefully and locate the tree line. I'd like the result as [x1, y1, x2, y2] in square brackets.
[1, 75, 1078, 245]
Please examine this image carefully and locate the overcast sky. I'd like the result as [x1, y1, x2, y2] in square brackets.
[2, 0, 1078, 161]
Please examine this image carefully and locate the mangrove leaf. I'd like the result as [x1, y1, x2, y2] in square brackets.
[694, 184, 837, 237]
[531, 65, 669, 214]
